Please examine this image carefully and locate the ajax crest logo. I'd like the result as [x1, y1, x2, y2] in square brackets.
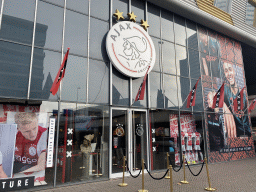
[106, 21, 155, 78]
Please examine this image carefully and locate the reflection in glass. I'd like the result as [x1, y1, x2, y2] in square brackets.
[176, 45, 188, 77]
[112, 67, 129, 106]
[35, 1, 64, 50]
[91, 0, 109, 20]
[178, 77, 191, 111]
[174, 14, 186, 46]
[189, 49, 201, 79]
[67, 0, 88, 15]
[89, 18, 109, 61]
[147, 3, 160, 38]
[211, 58, 221, 79]
[131, 0, 145, 23]
[43, 0, 64, 6]
[198, 26, 208, 54]
[30, 49, 62, 100]
[64, 10, 88, 56]
[61, 55, 87, 102]
[164, 74, 178, 109]
[88, 60, 109, 104]
[162, 41, 175, 75]
[161, 10, 174, 42]
[151, 36, 161, 72]
[1, 0, 35, 45]
[208, 30, 218, 57]
[192, 78, 204, 112]
[0, 41, 31, 98]
[186, 20, 198, 50]
[150, 72, 163, 108]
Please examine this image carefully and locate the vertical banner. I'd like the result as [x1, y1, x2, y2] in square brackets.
[7, 112, 48, 183]
[199, 28, 255, 163]
[46, 118, 56, 168]
[65, 110, 73, 182]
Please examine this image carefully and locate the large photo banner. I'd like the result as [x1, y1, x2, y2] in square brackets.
[0, 124, 17, 179]
[6, 112, 49, 183]
[198, 27, 255, 163]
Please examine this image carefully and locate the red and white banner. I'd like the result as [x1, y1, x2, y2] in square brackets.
[50, 48, 70, 95]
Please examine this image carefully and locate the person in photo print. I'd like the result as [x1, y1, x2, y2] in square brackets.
[222, 61, 251, 138]
[206, 91, 224, 151]
[0, 151, 7, 179]
[13, 112, 47, 181]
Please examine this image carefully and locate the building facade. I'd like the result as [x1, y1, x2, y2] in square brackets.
[0, 0, 255, 191]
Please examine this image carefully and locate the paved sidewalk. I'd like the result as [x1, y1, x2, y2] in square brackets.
[39, 156, 256, 192]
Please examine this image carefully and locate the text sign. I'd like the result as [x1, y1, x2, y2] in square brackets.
[46, 118, 56, 167]
[0, 176, 34, 191]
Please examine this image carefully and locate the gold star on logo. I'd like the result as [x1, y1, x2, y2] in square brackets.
[127, 12, 137, 22]
[141, 19, 149, 30]
[113, 9, 124, 21]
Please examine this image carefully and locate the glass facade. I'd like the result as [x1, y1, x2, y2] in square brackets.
[0, 0, 254, 191]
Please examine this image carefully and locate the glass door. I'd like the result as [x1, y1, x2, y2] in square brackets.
[110, 108, 148, 178]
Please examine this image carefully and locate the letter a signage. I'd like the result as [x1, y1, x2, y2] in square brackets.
[106, 21, 156, 78]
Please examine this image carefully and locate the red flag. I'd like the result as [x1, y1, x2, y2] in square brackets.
[233, 87, 245, 111]
[186, 77, 201, 108]
[249, 98, 256, 113]
[134, 67, 150, 102]
[50, 48, 70, 95]
[212, 82, 225, 108]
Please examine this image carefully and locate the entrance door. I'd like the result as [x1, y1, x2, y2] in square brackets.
[110, 108, 148, 178]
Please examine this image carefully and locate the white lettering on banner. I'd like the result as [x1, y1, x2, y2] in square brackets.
[46, 118, 56, 168]
[0, 177, 34, 190]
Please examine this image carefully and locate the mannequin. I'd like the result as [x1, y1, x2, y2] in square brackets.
[80, 134, 94, 179]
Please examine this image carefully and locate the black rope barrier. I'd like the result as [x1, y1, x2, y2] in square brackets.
[186, 160, 205, 176]
[172, 159, 183, 172]
[126, 162, 142, 178]
[144, 163, 169, 180]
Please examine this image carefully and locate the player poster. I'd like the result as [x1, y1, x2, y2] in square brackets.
[7, 112, 48, 183]
[198, 27, 255, 163]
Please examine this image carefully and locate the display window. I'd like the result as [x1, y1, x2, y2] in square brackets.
[56, 103, 109, 184]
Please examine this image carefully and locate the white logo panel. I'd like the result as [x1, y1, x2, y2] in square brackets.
[106, 21, 156, 78]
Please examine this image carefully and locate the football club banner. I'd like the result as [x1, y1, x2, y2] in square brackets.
[50, 48, 70, 95]
[134, 66, 150, 102]
[249, 98, 256, 113]
[234, 87, 245, 111]
[186, 77, 201, 108]
[212, 82, 225, 108]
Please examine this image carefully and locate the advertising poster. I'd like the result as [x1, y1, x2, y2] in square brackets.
[0, 124, 17, 179]
[6, 112, 48, 183]
[169, 114, 204, 165]
[198, 27, 255, 163]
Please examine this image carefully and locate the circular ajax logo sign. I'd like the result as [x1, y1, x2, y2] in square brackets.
[106, 21, 156, 78]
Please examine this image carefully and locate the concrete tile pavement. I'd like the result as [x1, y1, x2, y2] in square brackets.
[38, 156, 256, 192]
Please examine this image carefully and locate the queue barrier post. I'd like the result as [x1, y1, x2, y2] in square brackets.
[204, 157, 216, 191]
[169, 165, 173, 192]
[138, 159, 148, 192]
[165, 152, 170, 179]
[180, 154, 189, 184]
[118, 156, 128, 187]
